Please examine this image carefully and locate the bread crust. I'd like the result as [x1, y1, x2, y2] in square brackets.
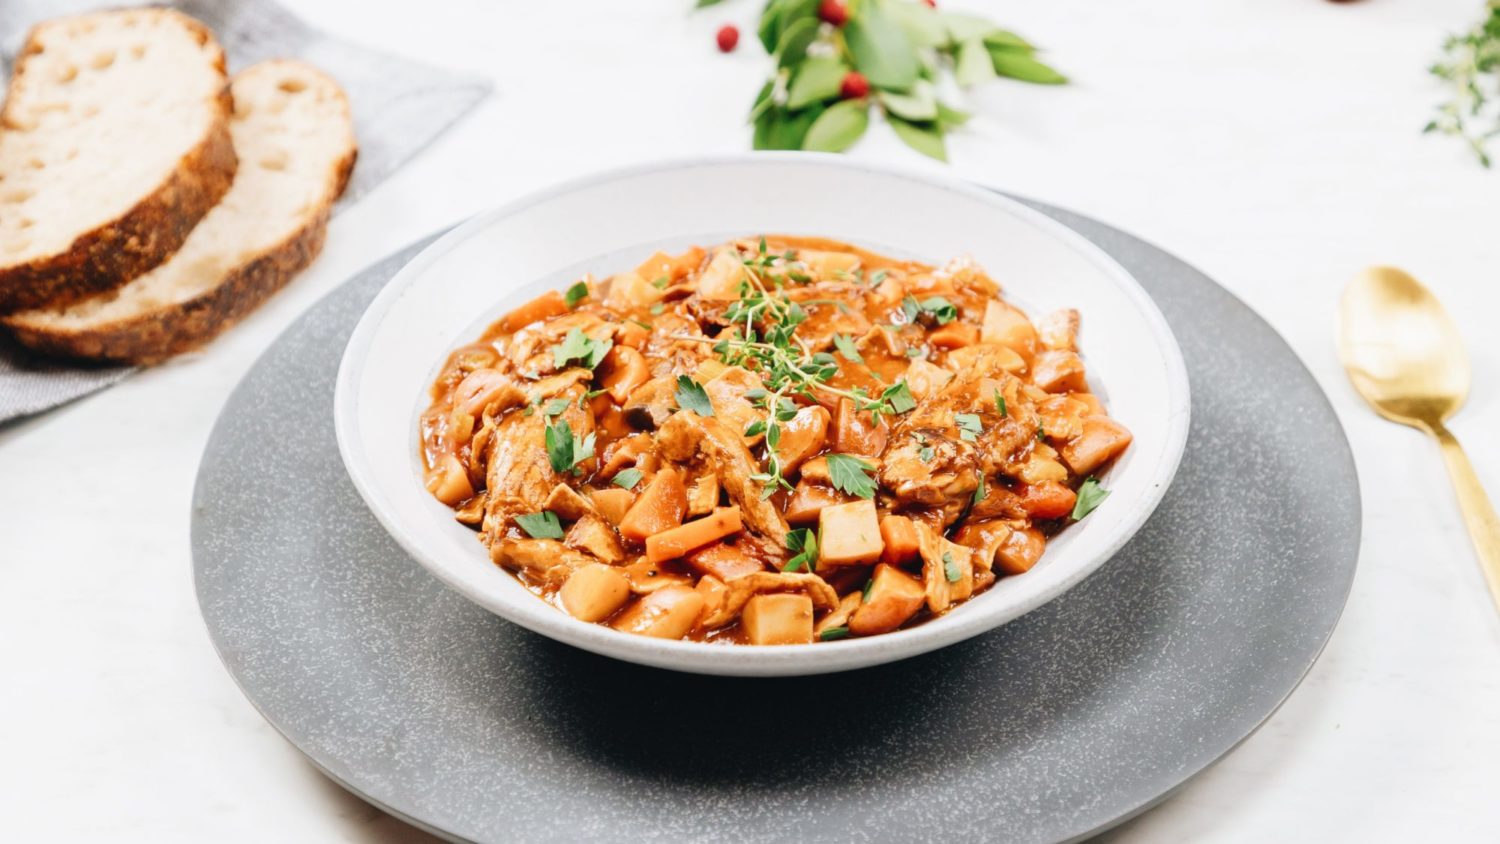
[4, 146, 357, 364]
[0, 11, 238, 315]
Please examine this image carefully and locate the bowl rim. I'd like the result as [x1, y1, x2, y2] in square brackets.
[334, 153, 1191, 676]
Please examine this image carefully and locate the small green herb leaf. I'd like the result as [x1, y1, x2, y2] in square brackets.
[785, 527, 819, 572]
[564, 281, 589, 308]
[819, 626, 851, 641]
[775, 15, 821, 69]
[972, 478, 987, 505]
[552, 328, 613, 370]
[942, 550, 962, 582]
[675, 375, 715, 416]
[612, 468, 643, 490]
[994, 389, 1007, 417]
[936, 100, 972, 127]
[919, 445, 935, 462]
[862, 577, 875, 602]
[515, 510, 563, 540]
[542, 398, 571, 417]
[826, 453, 878, 499]
[833, 333, 865, 364]
[919, 296, 958, 324]
[955, 413, 982, 442]
[882, 381, 916, 414]
[545, 419, 595, 475]
[982, 29, 1035, 52]
[1071, 477, 1110, 520]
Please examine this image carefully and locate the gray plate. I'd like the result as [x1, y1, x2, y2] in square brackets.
[192, 200, 1360, 843]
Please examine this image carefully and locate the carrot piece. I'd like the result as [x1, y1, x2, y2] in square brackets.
[685, 541, 766, 581]
[615, 320, 651, 349]
[618, 467, 687, 542]
[878, 515, 920, 567]
[1018, 481, 1077, 520]
[645, 506, 743, 564]
[496, 290, 568, 333]
[927, 321, 979, 349]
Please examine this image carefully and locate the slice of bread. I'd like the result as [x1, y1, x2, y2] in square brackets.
[0, 9, 237, 314]
[3, 60, 357, 363]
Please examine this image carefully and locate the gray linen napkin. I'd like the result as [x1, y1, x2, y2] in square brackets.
[0, 0, 490, 422]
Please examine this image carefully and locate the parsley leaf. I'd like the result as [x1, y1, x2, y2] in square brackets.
[564, 281, 589, 308]
[994, 389, 1007, 417]
[515, 510, 563, 540]
[919, 296, 959, 325]
[833, 333, 864, 364]
[862, 577, 874, 602]
[544, 419, 595, 475]
[785, 527, 818, 572]
[552, 328, 613, 370]
[882, 381, 916, 414]
[972, 479, 987, 505]
[901, 294, 922, 323]
[825, 453, 878, 499]
[819, 626, 850, 641]
[955, 413, 982, 442]
[649, 302, 665, 315]
[942, 551, 962, 583]
[542, 398, 571, 417]
[1071, 477, 1111, 520]
[919, 445, 935, 462]
[612, 468, 643, 490]
[674, 375, 715, 416]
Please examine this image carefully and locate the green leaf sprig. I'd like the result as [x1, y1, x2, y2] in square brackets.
[1071, 477, 1110, 521]
[545, 418, 596, 476]
[666, 239, 916, 497]
[732, 0, 1066, 160]
[1426, 3, 1500, 166]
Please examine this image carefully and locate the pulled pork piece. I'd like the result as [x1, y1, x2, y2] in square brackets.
[491, 539, 599, 586]
[565, 514, 625, 564]
[915, 522, 976, 614]
[657, 412, 790, 546]
[480, 383, 595, 543]
[700, 571, 840, 628]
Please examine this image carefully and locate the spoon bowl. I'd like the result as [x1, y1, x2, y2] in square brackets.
[1338, 266, 1500, 612]
[1338, 267, 1469, 430]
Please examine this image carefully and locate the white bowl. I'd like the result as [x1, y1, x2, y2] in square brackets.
[335, 155, 1190, 677]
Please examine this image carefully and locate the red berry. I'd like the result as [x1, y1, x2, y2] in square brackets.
[921, 0, 937, 6]
[840, 71, 870, 99]
[716, 24, 739, 53]
[818, 0, 849, 26]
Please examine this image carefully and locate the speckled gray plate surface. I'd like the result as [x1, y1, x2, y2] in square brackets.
[192, 201, 1360, 843]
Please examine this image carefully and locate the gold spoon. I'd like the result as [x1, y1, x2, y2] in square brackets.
[1338, 266, 1500, 611]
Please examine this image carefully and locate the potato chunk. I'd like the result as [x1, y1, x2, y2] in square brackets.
[817, 500, 883, 567]
[1060, 415, 1133, 475]
[774, 405, 830, 475]
[980, 300, 1038, 357]
[560, 564, 631, 623]
[697, 250, 751, 301]
[605, 269, 667, 310]
[1031, 350, 1089, 394]
[848, 564, 925, 636]
[742, 593, 815, 645]
[610, 585, 705, 639]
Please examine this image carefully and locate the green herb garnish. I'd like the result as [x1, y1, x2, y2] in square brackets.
[541, 398, 571, 417]
[515, 510, 563, 540]
[942, 551, 961, 583]
[612, 468, 643, 490]
[674, 375, 715, 416]
[819, 626, 850, 641]
[552, 328, 612, 370]
[564, 281, 589, 308]
[833, 333, 865, 364]
[1426, 5, 1500, 167]
[785, 527, 818, 572]
[544, 419, 595, 475]
[994, 389, 1007, 417]
[1071, 477, 1110, 521]
[955, 413, 982, 442]
[825, 453, 878, 499]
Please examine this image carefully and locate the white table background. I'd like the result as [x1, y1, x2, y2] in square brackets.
[3, 0, 1498, 840]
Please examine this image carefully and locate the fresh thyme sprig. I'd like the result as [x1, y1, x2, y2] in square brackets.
[677, 240, 917, 496]
[1426, 3, 1500, 167]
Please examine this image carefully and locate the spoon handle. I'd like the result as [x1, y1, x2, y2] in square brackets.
[1432, 424, 1500, 612]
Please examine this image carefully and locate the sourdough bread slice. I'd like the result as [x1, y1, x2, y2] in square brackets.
[3, 60, 357, 363]
[0, 9, 237, 314]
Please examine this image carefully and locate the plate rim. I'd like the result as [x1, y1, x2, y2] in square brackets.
[331, 154, 1192, 676]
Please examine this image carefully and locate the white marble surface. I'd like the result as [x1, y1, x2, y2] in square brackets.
[2, 0, 1498, 840]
